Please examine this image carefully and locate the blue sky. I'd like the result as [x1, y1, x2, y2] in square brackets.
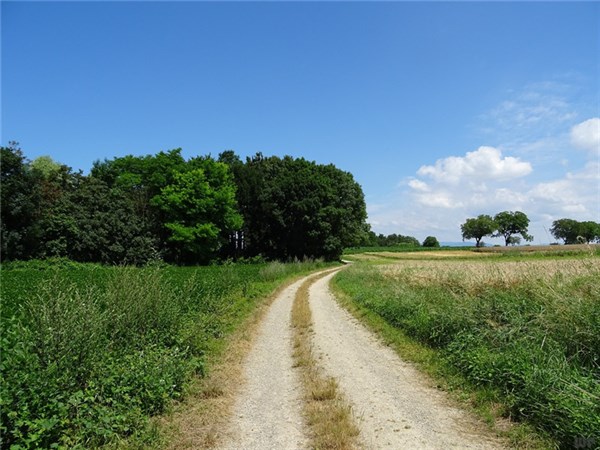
[2, 1, 599, 243]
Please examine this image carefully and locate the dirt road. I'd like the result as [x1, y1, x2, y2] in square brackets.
[309, 271, 503, 449]
[219, 268, 503, 449]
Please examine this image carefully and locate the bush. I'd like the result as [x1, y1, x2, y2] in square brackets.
[1, 259, 333, 447]
[422, 236, 440, 247]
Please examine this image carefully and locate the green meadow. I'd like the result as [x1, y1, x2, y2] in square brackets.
[0, 259, 331, 449]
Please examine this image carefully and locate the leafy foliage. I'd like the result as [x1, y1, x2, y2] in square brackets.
[152, 161, 242, 264]
[0, 260, 332, 448]
[2, 145, 368, 265]
[494, 211, 533, 246]
[220, 152, 367, 261]
[422, 236, 440, 248]
[551, 218, 600, 244]
[461, 214, 496, 247]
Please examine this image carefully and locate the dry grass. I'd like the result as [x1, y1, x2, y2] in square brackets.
[158, 279, 300, 449]
[292, 271, 361, 450]
[373, 250, 491, 259]
[380, 258, 600, 294]
[474, 243, 599, 253]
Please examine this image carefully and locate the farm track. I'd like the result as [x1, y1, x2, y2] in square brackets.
[218, 268, 504, 449]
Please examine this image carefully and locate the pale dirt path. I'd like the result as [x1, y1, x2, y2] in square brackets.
[309, 272, 505, 450]
[217, 275, 311, 450]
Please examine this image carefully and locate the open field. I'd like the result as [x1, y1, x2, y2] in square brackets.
[332, 253, 600, 448]
[0, 259, 332, 449]
[345, 244, 600, 262]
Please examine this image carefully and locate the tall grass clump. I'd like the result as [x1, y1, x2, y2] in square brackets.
[333, 259, 600, 448]
[1, 259, 332, 448]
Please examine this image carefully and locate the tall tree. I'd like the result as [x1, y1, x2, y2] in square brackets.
[36, 176, 158, 264]
[220, 153, 367, 261]
[0, 142, 39, 260]
[578, 221, 600, 244]
[461, 214, 496, 247]
[494, 211, 533, 246]
[550, 218, 582, 244]
[152, 159, 242, 264]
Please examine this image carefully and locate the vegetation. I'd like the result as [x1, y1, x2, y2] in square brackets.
[460, 211, 534, 247]
[551, 218, 600, 244]
[421, 236, 440, 248]
[0, 259, 331, 448]
[461, 214, 496, 247]
[333, 255, 600, 448]
[1, 143, 367, 264]
[218, 151, 367, 261]
[493, 211, 533, 246]
[357, 231, 420, 248]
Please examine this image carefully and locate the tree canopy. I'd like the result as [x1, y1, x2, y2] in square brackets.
[461, 214, 496, 247]
[1, 145, 369, 264]
[219, 152, 367, 261]
[550, 218, 600, 244]
[494, 211, 533, 246]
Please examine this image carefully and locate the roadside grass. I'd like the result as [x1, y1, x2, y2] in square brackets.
[332, 256, 600, 449]
[291, 270, 360, 450]
[0, 259, 333, 449]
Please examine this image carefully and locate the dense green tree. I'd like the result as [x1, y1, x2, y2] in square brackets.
[152, 159, 242, 264]
[461, 214, 496, 247]
[494, 211, 533, 246]
[36, 176, 158, 264]
[551, 218, 600, 244]
[0, 143, 40, 260]
[220, 153, 367, 261]
[422, 236, 440, 248]
[578, 221, 600, 243]
[550, 218, 581, 244]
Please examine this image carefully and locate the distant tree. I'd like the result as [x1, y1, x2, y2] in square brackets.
[507, 235, 521, 246]
[494, 211, 533, 246]
[550, 218, 582, 244]
[578, 221, 600, 244]
[460, 214, 496, 247]
[422, 236, 440, 248]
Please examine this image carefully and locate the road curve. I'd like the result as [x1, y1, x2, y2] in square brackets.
[309, 271, 504, 449]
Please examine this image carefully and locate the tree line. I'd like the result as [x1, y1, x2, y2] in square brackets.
[461, 211, 600, 247]
[1, 143, 368, 264]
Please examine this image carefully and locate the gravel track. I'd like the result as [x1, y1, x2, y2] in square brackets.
[309, 271, 504, 449]
[219, 269, 504, 449]
[218, 277, 309, 450]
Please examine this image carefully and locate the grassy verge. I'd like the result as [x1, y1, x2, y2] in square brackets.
[291, 270, 359, 449]
[0, 259, 333, 449]
[332, 257, 600, 449]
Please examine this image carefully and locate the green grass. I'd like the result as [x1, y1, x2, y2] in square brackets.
[0, 259, 333, 449]
[332, 257, 600, 449]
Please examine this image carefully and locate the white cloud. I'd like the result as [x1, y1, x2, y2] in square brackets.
[367, 79, 598, 243]
[407, 178, 429, 192]
[416, 146, 532, 185]
[571, 118, 600, 155]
